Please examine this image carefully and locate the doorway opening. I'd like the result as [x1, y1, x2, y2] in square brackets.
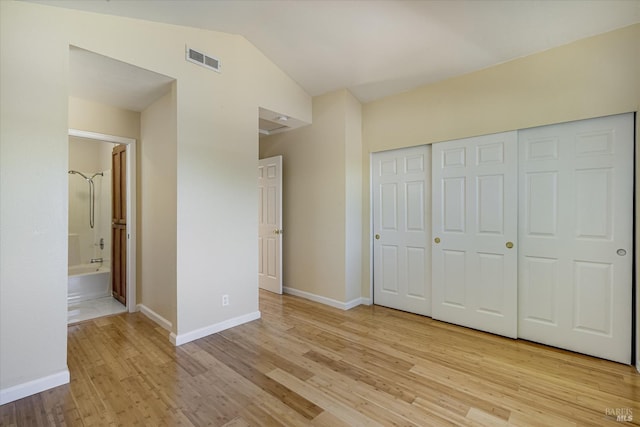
[67, 129, 137, 323]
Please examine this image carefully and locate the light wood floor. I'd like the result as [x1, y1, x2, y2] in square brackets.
[2, 291, 639, 426]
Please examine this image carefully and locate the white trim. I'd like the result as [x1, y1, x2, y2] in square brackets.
[137, 304, 172, 331]
[283, 287, 367, 310]
[359, 297, 372, 306]
[170, 311, 261, 346]
[125, 143, 137, 313]
[369, 152, 374, 306]
[0, 369, 70, 405]
[69, 128, 134, 145]
[69, 129, 137, 313]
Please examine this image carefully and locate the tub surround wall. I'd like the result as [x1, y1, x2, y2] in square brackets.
[68, 137, 114, 267]
[68, 171, 110, 265]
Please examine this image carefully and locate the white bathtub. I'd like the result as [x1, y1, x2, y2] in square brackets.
[68, 264, 111, 304]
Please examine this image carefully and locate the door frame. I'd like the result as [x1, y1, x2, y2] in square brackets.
[369, 152, 375, 304]
[68, 128, 137, 312]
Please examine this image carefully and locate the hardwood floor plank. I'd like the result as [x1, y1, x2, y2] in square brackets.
[466, 407, 509, 426]
[219, 328, 315, 382]
[196, 334, 324, 420]
[1, 290, 639, 426]
[304, 375, 411, 426]
[410, 397, 480, 427]
[309, 410, 354, 427]
[303, 350, 417, 404]
[39, 385, 82, 426]
[267, 368, 384, 427]
[222, 416, 251, 427]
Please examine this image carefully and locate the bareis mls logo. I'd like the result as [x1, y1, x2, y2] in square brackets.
[606, 407, 633, 422]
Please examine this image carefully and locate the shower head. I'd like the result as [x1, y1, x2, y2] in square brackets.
[68, 170, 90, 180]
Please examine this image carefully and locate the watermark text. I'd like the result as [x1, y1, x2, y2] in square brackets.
[606, 407, 633, 422]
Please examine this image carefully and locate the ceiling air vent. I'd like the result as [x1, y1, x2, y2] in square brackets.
[186, 46, 221, 73]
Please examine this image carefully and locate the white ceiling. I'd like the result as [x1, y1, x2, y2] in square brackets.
[69, 46, 174, 112]
[32, 0, 640, 103]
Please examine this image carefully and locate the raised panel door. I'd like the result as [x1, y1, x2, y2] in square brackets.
[373, 146, 431, 316]
[518, 113, 633, 363]
[432, 131, 518, 338]
[258, 156, 283, 294]
[111, 144, 127, 304]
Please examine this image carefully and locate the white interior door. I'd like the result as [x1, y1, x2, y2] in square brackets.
[518, 113, 633, 364]
[373, 146, 431, 316]
[258, 155, 282, 294]
[432, 131, 518, 338]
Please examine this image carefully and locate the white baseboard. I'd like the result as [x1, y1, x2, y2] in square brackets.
[137, 304, 172, 331]
[283, 287, 369, 310]
[0, 369, 70, 405]
[170, 311, 261, 346]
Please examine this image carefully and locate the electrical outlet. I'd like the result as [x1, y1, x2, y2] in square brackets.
[222, 294, 229, 306]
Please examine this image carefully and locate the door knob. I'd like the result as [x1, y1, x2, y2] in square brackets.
[434, 237, 440, 244]
[617, 249, 626, 256]
[375, 234, 380, 240]
[273, 229, 283, 235]
[506, 242, 514, 249]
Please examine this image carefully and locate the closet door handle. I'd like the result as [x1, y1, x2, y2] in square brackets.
[506, 242, 514, 249]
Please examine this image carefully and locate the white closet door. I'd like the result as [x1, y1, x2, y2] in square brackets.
[432, 132, 518, 338]
[518, 113, 633, 364]
[373, 146, 431, 316]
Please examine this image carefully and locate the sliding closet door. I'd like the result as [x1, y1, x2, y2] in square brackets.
[432, 132, 518, 338]
[373, 146, 431, 316]
[518, 113, 633, 364]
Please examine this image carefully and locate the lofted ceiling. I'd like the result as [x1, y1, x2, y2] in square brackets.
[34, 0, 640, 135]
[30, 0, 640, 103]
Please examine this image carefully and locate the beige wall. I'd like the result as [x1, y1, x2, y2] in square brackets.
[362, 24, 640, 368]
[69, 137, 111, 172]
[69, 96, 141, 139]
[260, 90, 362, 304]
[363, 24, 639, 151]
[0, 0, 310, 397]
[140, 87, 177, 329]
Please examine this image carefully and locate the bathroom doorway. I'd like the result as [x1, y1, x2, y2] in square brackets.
[67, 129, 137, 323]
